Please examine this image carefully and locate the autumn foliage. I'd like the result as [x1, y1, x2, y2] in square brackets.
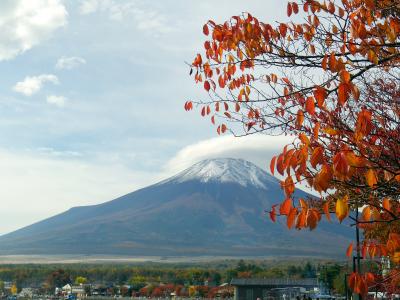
[187, 0, 400, 296]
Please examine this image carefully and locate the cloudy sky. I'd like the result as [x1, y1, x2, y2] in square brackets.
[0, 0, 290, 235]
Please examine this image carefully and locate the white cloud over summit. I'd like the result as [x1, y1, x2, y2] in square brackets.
[164, 135, 293, 177]
[0, 0, 67, 61]
[13, 74, 59, 96]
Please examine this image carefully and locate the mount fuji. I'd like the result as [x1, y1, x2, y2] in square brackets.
[0, 158, 353, 257]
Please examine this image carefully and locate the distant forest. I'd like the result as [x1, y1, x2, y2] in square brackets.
[0, 260, 351, 294]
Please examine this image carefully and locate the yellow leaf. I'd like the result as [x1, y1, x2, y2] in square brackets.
[336, 197, 348, 223]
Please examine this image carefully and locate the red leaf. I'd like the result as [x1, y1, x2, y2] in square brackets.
[203, 24, 209, 36]
[184, 101, 193, 111]
[287, 3, 293, 17]
[279, 23, 288, 37]
[204, 81, 210, 92]
[287, 207, 297, 229]
[221, 124, 227, 133]
[269, 206, 277, 222]
[305, 97, 315, 115]
[292, 2, 299, 13]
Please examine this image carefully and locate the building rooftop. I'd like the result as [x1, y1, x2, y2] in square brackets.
[230, 278, 318, 287]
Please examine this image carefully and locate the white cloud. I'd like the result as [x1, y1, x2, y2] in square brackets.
[164, 135, 293, 177]
[55, 56, 86, 70]
[0, 0, 67, 61]
[13, 74, 59, 96]
[46, 95, 66, 107]
[79, 0, 102, 14]
[78, 0, 172, 33]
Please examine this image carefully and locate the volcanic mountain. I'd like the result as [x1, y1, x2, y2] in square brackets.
[0, 158, 353, 257]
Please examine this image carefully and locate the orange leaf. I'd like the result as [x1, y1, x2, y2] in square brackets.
[280, 198, 292, 215]
[313, 86, 326, 107]
[296, 110, 304, 128]
[365, 169, 377, 187]
[270, 156, 276, 175]
[310, 147, 324, 168]
[323, 201, 331, 222]
[346, 242, 353, 257]
[276, 154, 285, 176]
[299, 198, 308, 211]
[313, 165, 332, 193]
[296, 210, 307, 229]
[283, 176, 295, 197]
[362, 206, 371, 221]
[321, 55, 328, 70]
[383, 198, 391, 212]
[340, 70, 351, 83]
[306, 209, 319, 230]
[329, 53, 336, 71]
[313, 122, 320, 139]
[333, 152, 349, 177]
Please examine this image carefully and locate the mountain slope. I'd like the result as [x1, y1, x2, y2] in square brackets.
[0, 158, 353, 257]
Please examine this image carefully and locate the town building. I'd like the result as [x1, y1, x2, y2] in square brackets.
[231, 278, 319, 300]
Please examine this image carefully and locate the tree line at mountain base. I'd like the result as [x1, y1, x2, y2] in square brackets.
[0, 260, 357, 296]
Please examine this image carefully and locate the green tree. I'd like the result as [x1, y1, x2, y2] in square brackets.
[74, 276, 87, 285]
[129, 275, 146, 291]
[319, 264, 342, 292]
[45, 269, 71, 291]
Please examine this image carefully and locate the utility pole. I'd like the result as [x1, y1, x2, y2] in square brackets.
[353, 207, 363, 300]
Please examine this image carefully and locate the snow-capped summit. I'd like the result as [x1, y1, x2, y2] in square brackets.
[166, 158, 277, 189]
